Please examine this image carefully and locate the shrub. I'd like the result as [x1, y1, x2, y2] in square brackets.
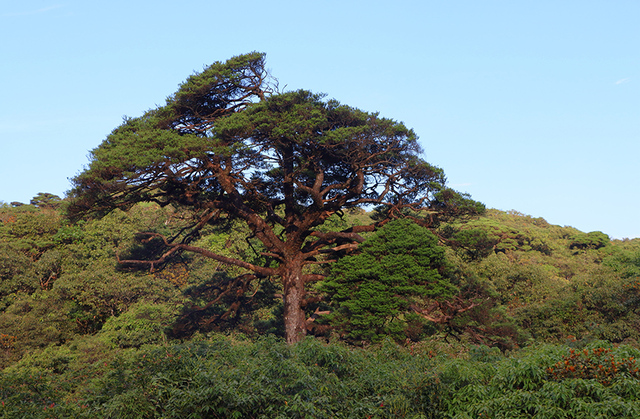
[570, 231, 610, 250]
[321, 219, 457, 344]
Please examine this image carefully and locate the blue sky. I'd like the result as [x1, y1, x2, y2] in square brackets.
[1, 1, 638, 239]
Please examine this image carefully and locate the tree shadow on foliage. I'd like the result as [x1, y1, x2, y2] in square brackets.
[439, 277, 526, 352]
[168, 271, 283, 339]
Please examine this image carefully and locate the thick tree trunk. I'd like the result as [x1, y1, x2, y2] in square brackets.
[282, 260, 307, 344]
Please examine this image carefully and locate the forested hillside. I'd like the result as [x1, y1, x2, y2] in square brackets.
[1, 197, 639, 417]
[2, 52, 639, 418]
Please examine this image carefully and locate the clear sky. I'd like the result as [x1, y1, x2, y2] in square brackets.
[1, 1, 638, 239]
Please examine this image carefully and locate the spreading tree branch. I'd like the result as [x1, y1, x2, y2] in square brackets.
[117, 232, 276, 277]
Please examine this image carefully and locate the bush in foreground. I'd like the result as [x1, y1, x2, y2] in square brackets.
[1, 335, 640, 418]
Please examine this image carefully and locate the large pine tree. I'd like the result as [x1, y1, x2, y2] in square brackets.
[70, 52, 483, 343]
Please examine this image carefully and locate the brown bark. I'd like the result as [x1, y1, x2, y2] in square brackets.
[116, 232, 276, 277]
[281, 260, 307, 344]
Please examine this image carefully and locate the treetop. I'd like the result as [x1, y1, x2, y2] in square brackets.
[69, 52, 468, 229]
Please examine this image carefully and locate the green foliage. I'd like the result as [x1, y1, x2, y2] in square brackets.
[33, 249, 63, 290]
[430, 189, 486, 226]
[0, 197, 639, 418]
[100, 302, 179, 348]
[437, 342, 640, 418]
[1, 335, 445, 418]
[29, 192, 62, 209]
[53, 262, 181, 334]
[1, 71, 640, 417]
[448, 227, 498, 260]
[0, 202, 189, 366]
[443, 211, 554, 260]
[0, 204, 62, 257]
[603, 245, 640, 278]
[53, 222, 85, 245]
[570, 231, 610, 250]
[436, 210, 640, 347]
[0, 292, 72, 368]
[3, 334, 640, 418]
[322, 219, 457, 343]
[0, 242, 38, 304]
[194, 219, 264, 276]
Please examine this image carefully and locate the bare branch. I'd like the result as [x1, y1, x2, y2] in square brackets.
[309, 230, 366, 243]
[118, 232, 276, 277]
[305, 307, 330, 325]
[410, 297, 488, 325]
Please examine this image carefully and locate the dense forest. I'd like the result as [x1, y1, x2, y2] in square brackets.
[2, 53, 639, 417]
[1, 196, 639, 417]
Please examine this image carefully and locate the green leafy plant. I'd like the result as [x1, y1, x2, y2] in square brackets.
[321, 219, 457, 344]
